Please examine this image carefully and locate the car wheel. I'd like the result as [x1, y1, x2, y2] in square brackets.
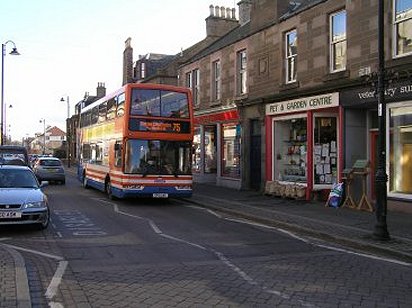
[105, 178, 116, 200]
[37, 208, 50, 230]
[61, 179, 66, 185]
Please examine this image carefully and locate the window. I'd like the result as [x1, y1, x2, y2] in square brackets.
[117, 93, 125, 117]
[193, 69, 200, 106]
[124, 139, 191, 175]
[204, 125, 217, 173]
[274, 117, 307, 183]
[389, 105, 412, 196]
[330, 10, 347, 72]
[141, 62, 146, 79]
[98, 101, 107, 123]
[313, 116, 338, 185]
[212, 60, 221, 101]
[192, 127, 201, 172]
[394, 0, 412, 57]
[285, 30, 297, 83]
[107, 97, 116, 120]
[130, 89, 189, 118]
[237, 50, 247, 95]
[222, 124, 241, 178]
[185, 69, 200, 106]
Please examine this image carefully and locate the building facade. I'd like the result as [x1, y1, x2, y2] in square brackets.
[176, 0, 412, 211]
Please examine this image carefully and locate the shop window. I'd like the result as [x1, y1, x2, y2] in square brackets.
[192, 127, 201, 172]
[389, 105, 412, 195]
[313, 116, 338, 185]
[204, 125, 217, 173]
[222, 124, 241, 178]
[274, 117, 307, 183]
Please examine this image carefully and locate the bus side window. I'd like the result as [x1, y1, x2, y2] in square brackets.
[117, 93, 125, 117]
[107, 97, 116, 120]
[114, 142, 122, 167]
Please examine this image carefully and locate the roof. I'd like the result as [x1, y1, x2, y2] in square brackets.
[185, 22, 251, 64]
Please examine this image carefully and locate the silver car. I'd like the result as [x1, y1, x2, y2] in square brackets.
[0, 165, 49, 229]
[33, 157, 66, 184]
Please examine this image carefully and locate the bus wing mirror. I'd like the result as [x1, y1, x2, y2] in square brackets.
[114, 143, 121, 151]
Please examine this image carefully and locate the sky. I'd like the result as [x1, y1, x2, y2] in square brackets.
[1, 0, 237, 141]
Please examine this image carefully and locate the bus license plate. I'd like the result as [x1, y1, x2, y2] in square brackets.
[153, 193, 168, 198]
[0, 211, 22, 219]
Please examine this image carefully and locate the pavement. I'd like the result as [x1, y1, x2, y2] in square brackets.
[1, 180, 411, 306]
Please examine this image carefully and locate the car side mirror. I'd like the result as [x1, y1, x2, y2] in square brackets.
[40, 181, 49, 188]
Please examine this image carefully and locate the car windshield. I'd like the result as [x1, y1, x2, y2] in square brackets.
[39, 159, 62, 166]
[0, 169, 39, 188]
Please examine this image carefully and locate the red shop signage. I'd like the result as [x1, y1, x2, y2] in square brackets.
[194, 110, 238, 125]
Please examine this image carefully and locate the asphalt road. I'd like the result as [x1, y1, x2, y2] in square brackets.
[1, 172, 411, 307]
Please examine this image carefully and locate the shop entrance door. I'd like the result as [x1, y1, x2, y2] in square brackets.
[369, 130, 378, 201]
[250, 120, 261, 190]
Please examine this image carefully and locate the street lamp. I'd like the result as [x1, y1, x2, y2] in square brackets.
[373, 0, 390, 240]
[60, 96, 70, 168]
[39, 118, 46, 155]
[1, 40, 20, 145]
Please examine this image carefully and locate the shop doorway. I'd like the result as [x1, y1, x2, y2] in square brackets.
[250, 120, 261, 190]
[369, 130, 378, 201]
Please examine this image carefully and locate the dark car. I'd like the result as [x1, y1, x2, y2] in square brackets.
[33, 157, 66, 184]
[0, 165, 49, 229]
[0, 145, 30, 166]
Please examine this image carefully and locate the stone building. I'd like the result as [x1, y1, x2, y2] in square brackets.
[175, 0, 412, 211]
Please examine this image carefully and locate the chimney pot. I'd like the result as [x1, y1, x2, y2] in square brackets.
[209, 4, 214, 16]
[215, 5, 220, 17]
[221, 6, 226, 18]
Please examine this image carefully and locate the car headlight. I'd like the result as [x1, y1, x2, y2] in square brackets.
[22, 201, 47, 209]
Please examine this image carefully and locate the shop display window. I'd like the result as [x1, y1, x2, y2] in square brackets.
[204, 125, 217, 173]
[313, 116, 338, 185]
[274, 117, 307, 183]
[389, 105, 412, 195]
[192, 127, 201, 172]
[222, 124, 241, 178]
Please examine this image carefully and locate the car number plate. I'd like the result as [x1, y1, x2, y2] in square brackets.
[0, 211, 22, 219]
[153, 193, 168, 198]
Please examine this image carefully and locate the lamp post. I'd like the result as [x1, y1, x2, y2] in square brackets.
[373, 0, 390, 240]
[60, 96, 70, 168]
[39, 118, 46, 155]
[1, 40, 20, 145]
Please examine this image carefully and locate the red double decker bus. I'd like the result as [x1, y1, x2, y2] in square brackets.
[77, 83, 193, 199]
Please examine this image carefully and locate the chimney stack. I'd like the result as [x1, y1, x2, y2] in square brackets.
[122, 37, 134, 85]
[96, 82, 106, 98]
[206, 5, 238, 37]
[238, 0, 252, 26]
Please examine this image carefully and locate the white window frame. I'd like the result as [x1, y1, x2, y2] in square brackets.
[141, 62, 146, 79]
[393, 0, 412, 58]
[329, 10, 347, 73]
[193, 69, 200, 106]
[185, 71, 192, 88]
[285, 29, 297, 83]
[212, 60, 221, 101]
[237, 50, 248, 95]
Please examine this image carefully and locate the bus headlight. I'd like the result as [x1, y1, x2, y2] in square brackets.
[176, 185, 192, 190]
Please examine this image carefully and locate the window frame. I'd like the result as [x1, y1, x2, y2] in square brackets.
[237, 50, 248, 95]
[212, 60, 221, 101]
[393, 0, 412, 58]
[329, 10, 347, 73]
[285, 29, 297, 83]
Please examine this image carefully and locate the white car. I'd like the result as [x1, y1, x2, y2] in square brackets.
[0, 165, 49, 229]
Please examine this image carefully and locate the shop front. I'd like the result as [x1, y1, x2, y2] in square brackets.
[192, 107, 241, 189]
[265, 92, 342, 200]
[341, 80, 412, 208]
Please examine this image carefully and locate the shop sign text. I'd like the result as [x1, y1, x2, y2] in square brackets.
[266, 93, 339, 115]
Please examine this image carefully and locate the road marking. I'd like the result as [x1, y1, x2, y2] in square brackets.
[1, 243, 63, 261]
[45, 260, 69, 299]
[184, 203, 411, 267]
[102, 199, 316, 306]
[54, 209, 107, 236]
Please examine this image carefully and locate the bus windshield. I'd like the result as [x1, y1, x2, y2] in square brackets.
[125, 140, 191, 176]
[130, 89, 189, 118]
